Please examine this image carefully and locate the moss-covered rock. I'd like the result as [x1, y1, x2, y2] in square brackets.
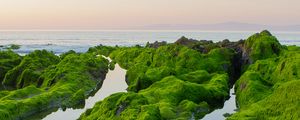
[79, 72, 230, 120]
[0, 50, 21, 83]
[229, 41, 299, 119]
[108, 44, 235, 92]
[88, 45, 116, 57]
[0, 51, 109, 120]
[81, 30, 299, 120]
[59, 50, 77, 60]
[79, 36, 242, 119]
[229, 80, 300, 120]
[0, 30, 297, 120]
[242, 30, 282, 65]
[2, 50, 60, 88]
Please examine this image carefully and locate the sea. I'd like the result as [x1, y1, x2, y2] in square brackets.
[0, 30, 299, 54]
[1, 30, 299, 120]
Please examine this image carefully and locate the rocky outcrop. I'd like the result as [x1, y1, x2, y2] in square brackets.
[81, 37, 237, 119]
[0, 30, 297, 120]
[146, 41, 167, 48]
[2, 50, 60, 89]
[175, 36, 198, 46]
[0, 50, 21, 83]
[0, 51, 109, 120]
[80, 30, 300, 120]
[242, 30, 282, 65]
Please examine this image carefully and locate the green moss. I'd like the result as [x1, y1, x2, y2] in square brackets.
[109, 47, 150, 69]
[2, 50, 60, 88]
[80, 40, 238, 119]
[88, 45, 117, 57]
[79, 92, 149, 120]
[66, 89, 85, 108]
[0, 30, 296, 120]
[0, 85, 43, 101]
[137, 104, 161, 120]
[229, 80, 300, 120]
[0, 50, 21, 83]
[59, 50, 77, 59]
[176, 100, 210, 119]
[140, 75, 229, 105]
[243, 30, 282, 63]
[80, 73, 229, 120]
[107, 44, 235, 92]
[178, 70, 211, 84]
[229, 43, 300, 119]
[235, 71, 272, 108]
[0, 52, 109, 119]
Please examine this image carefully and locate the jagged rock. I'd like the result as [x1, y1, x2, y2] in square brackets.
[242, 30, 282, 65]
[175, 36, 198, 46]
[146, 41, 167, 48]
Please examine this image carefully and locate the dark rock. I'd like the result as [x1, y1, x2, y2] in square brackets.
[116, 102, 127, 116]
[147, 41, 167, 48]
[175, 36, 198, 46]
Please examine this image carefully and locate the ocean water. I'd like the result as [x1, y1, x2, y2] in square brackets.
[0, 30, 299, 54]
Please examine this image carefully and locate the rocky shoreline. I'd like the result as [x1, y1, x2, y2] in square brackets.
[0, 30, 299, 120]
[0, 50, 109, 119]
[81, 30, 299, 120]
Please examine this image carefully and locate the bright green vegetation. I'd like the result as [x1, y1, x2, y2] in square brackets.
[0, 50, 21, 83]
[80, 74, 229, 120]
[244, 30, 282, 61]
[109, 44, 235, 92]
[80, 39, 238, 119]
[228, 32, 300, 119]
[2, 50, 60, 88]
[81, 30, 299, 120]
[0, 50, 109, 120]
[0, 30, 298, 120]
[241, 30, 283, 70]
[87, 45, 116, 57]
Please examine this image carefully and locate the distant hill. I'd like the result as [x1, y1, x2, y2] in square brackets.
[139, 22, 300, 31]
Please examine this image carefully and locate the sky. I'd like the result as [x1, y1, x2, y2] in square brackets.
[0, 0, 299, 29]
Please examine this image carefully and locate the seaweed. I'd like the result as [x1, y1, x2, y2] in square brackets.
[0, 51, 109, 119]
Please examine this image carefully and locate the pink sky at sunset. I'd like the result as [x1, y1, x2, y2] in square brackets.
[0, 0, 299, 29]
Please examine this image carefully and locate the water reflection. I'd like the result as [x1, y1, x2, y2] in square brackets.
[201, 86, 237, 120]
[27, 61, 127, 120]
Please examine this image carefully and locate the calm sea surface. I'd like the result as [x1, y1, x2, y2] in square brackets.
[0, 30, 299, 54]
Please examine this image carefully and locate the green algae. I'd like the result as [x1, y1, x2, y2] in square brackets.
[59, 50, 77, 60]
[178, 70, 211, 84]
[2, 50, 60, 88]
[0, 30, 298, 120]
[0, 50, 21, 83]
[88, 45, 117, 57]
[0, 51, 109, 120]
[242, 30, 282, 64]
[80, 42, 235, 119]
[228, 31, 300, 120]
[229, 80, 300, 120]
[80, 30, 299, 120]
[108, 44, 235, 92]
[79, 74, 228, 120]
